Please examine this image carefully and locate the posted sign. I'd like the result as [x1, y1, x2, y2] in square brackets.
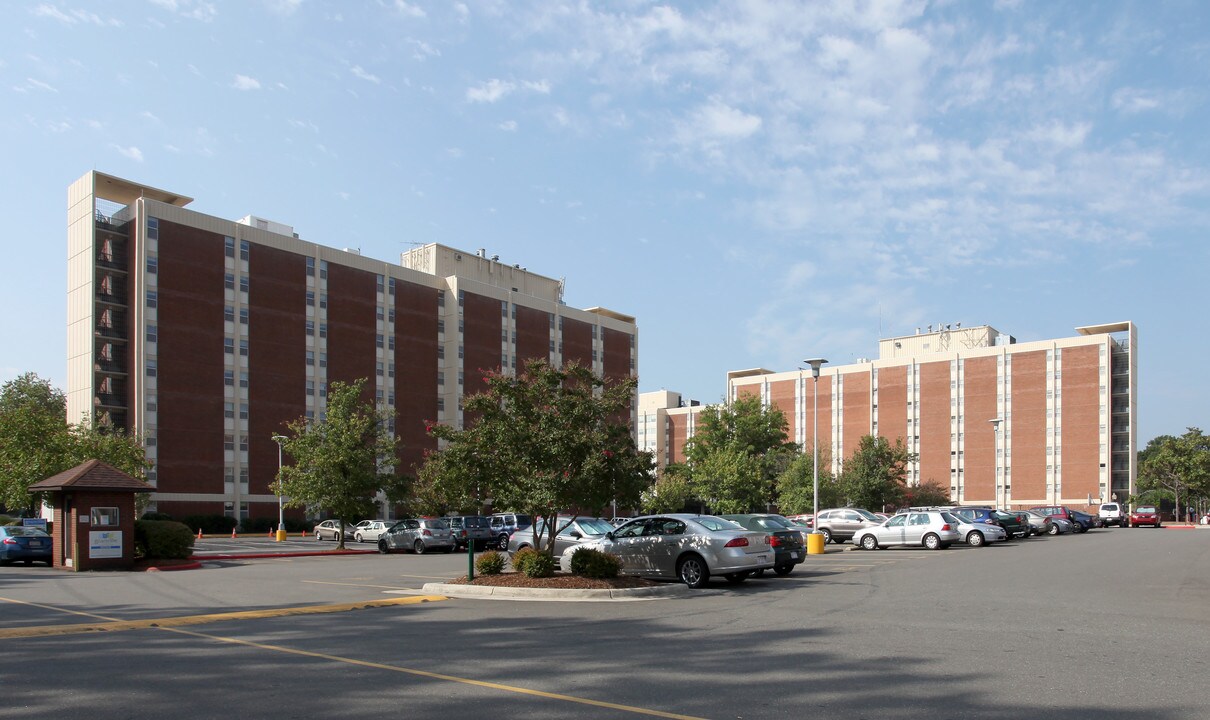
[89, 531, 122, 558]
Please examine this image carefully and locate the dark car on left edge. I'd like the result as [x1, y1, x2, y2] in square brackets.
[0, 526, 53, 565]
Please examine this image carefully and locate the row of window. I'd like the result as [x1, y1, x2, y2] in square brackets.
[223, 237, 250, 260]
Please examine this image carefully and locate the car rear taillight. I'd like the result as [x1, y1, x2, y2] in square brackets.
[460, 530, 467, 538]
[2, 537, 16, 545]
[941, 523, 952, 531]
[769, 535, 782, 547]
[723, 537, 750, 548]
[422, 529, 432, 536]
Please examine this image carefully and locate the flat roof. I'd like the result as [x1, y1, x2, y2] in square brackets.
[93, 171, 193, 207]
[1075, 322, 1132, 336]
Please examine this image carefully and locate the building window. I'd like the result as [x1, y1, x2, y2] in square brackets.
[306, 291, 315, 307]
[376, 361, 384, 376]
[376, 334, 384, 349]
[239, 307, 249, 325]
[224, 402, 235, 419]
[239, 403, 249, 420]
[437, 345, 445, 360]
[376, 275, 385, 293]
[306, 257, 315, 276]
[305, 320, 314, 336]
[240, 372, 249, 389]
[320, 260, 328, 279]
[501, 301, 508, 317]
[224, 338, 235, 354]
[388, 308, 395, 323]
[320, 294, 328, 309]
[306, 380, 315, 396]
[437, 319, 445, 334]
[146, 360, 157, 377]
[306, 350, 315, 366]
[224, 305, 235, 322]
[239, 435, 249, 452]
[388, 391, 395, 406]
[224, 370, 234, 386]
[388, 336, 395, 350]
[240, 240, 249, 261]
[437, 290, 445, 307]
[319, 383, 327, 398]
[376, 306, 385, 321]
[239, 275, 249, 293]
[437, 397, 445, 412]
[224, 273, 235, 290]
[239, 468, 249, 487]
[319, 352, 327, 368]
[147, 257, 158, 275]
[225, 237, 235, 258]
[146, 396, 157, 412]
[146, 290, 157, 308]
[239, 339, 248, 356]
[458, 289, 464, 307]
[319, 323, 327, 338]
[458, 371, 464, 386]
[147, 217, 159, 240]
[437, 371, 445, 386]
[458, 345, 464, 359]
[388, 363, 395, 378]
[224, 434, 234, 451]
[388, 277, 396, 295]
[147, 325, 158, 343]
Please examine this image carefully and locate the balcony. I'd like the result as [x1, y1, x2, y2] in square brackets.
[94, 393, 127, 409]
[94, 360, 128, 376]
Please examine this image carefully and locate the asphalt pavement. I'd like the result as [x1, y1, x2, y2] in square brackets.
[1, 527, 1207, 719]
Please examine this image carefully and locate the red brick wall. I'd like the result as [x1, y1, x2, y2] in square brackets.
[1009, 351, 1048, 503]
[1061, 345, 1101, 501]
[877, 365, 908, 451]
[803, 376, 832, 461]
[601, 327, 633, 383]
[669, 414, 689, 464]
[918, 362, 951, 490]
[515, 305, 550, 371]
[393, 281, 438, 477]
[248, 245, 307, 496]
[325, 264, 377, 398]
[561, 317, 593, 368]
[842, 371, 871, 460]
[463, 291, 503, 389]
[155, 220, 225, 497]
[768, 379, 797, 445]
[963, 356, 999, 504]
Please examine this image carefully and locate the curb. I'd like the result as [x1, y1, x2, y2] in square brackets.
[412, 581, 691, 602]
[143, 561, 204, 572]
[191, 549, 378, 561]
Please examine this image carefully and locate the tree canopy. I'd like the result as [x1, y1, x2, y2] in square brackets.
[0, 372, 150, 512]
[274, 378, 404, 549]
[1137, 428, 1210, 520]
[775, 444, 842, 515]
[418, 360, 652, 555]
[681, 395, 798, 513]
[838, 435, 916, 512]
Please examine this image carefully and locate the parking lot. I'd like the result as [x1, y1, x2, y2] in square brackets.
[1, 527, 1207, 719]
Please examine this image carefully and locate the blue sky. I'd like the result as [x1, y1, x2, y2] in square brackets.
[1, 0, 1206, 444]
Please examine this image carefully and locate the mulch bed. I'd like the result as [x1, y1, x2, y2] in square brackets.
[449, 572, 659, 590]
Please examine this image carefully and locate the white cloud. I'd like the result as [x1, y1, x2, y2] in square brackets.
[447, 147, 464, 159]
[350, 65, 380, 84]
[267, 0, 302, 16]
[149, 0, 216, 22]
[408, 39, 440, 61]
[112, 144, 144, 162]
[454, 3, 469, 22]
[32, 4, 122, 26]
[23, 78, 58, 93]
[522, 79, 551, 94]
[1111, 87, 1160, 114]
[141, 111, 161, 123]
[466, 79, 515, 103]
[231, 74, 261, 91]
[394, 0, 425, 19]
[1023, 120, 1091, 150]
[498, 120, 518, 131]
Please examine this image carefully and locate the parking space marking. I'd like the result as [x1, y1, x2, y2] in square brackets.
[161, 625, 706, 719]
[301, 580, 421, 590]
[0, 595, 447, 640]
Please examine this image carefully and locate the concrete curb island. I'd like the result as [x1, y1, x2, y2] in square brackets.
[409, 582, 692, 602]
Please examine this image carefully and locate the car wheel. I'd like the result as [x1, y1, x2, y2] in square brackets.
[725, 572, 749, 584]
[820, 528, 833, 544]
[860, 534, 878, 551]
[967, 531, 985, 547]
[497, 534, 510, 550]
[677, 554, 710, 589]
[378, 539, 390, 554]
[1048, 524, 1060, 536]
[355, 533, 364, 543]
[314, 531, 322, 541]
[414, 540, 426, 554]
[334, 533, 342, 543]
[923, 533, 942, 550]
[773, 563, 794, 577]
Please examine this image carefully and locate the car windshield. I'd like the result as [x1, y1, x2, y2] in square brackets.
[424, 520, 450, 529]
[694, 516, 743, 531]
[576, 519, 614, 535]
[4, 526, 49, 536]
[463, 517, 489, 528]
[1137, 506, 1156, 513]
[854, 509, 882, 521]
[748, 517, 789, 530]
[515, 515, 532, 527]
[941, 512, 962, 524]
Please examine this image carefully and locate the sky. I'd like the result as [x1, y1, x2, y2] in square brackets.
[1, 0, 1207, 444]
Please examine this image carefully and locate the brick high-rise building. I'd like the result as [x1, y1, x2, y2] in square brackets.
[643, 322, 1136, 510]
[67, 171, 638, 522]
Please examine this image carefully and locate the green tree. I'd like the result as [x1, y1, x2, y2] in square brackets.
[775, 444, 842, 514]
[1, 372, 150, 512]
[683, 395, 798, 512]
[641, 463, 693, 514]
[1137, 428, 1210, 521]
[902, 479, 952, 508]
[422, 360, 652, 556]
[274, 378, 403, 549]
[838, 435, 916, 512]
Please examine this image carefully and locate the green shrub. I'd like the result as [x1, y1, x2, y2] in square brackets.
[182, 514, 238, 535]
[522, 551, 555, 578]
[135, 520, 196, 559]
[568, 547, 623, 578]
[510, 546, 541, 575]
[475, 550, 506, 575]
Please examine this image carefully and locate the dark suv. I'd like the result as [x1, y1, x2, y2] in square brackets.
[813, 507, 883, 544]
[488, 512, 533, 549]
[447, 515, 494, 550]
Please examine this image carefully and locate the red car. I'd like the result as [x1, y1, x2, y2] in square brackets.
[1128, 505, 1162, 528]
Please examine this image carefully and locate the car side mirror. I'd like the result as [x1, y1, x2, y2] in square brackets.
[569, 531, 582, 539]
[605, 531, 615, 541]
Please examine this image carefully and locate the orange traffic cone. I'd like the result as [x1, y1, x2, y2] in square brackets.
[232, 528, 237, 539]
[268, 528, 274, 538]
[197, 528, 203, 539]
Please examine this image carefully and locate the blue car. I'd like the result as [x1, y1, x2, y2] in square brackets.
[0, 526, 53, 566]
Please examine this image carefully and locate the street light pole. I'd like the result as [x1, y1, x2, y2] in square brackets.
[271, 434, 287, 542]
[989, 418, 1003, 508]
[803, 358, 828, 535]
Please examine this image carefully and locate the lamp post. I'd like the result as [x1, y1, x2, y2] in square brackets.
[803, 358, 828, 538]
[271, 434, 288, 542]
[989, 418, 1002, 508]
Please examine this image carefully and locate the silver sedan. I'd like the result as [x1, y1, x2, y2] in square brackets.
[559, 514, 776, 589]
[941, 512, 1007, 547]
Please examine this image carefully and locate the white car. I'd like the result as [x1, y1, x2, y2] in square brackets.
[851, 511, 961, 550]
[353, 520, 391, 543]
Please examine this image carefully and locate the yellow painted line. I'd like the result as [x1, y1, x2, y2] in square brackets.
[0, 596, 447, 640]
[0, 596, 120, 623]
[161, 625, 706, 720]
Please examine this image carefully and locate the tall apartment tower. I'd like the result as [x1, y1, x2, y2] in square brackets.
[642, 322, 1136, 510]
[67, 171, 638, 521]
